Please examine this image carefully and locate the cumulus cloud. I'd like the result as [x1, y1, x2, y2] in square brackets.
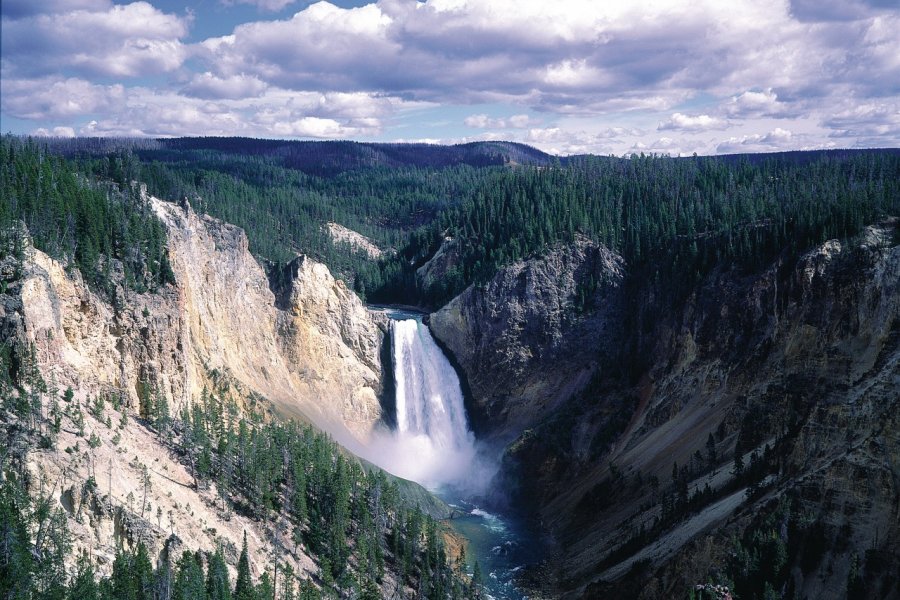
[658, 113, 729, 132]
[32, 126, 77, 138]
[2, 0, 899, 153]
[716, 128, 796, 153]
[1, 2, 189, 78]
[521, 127, 627, 155]
[0, 77, 125, 120]
[24, 84, 404, 139]
[724, 88, 797, 118]
[188, 0, 894, 121]
[822, 101, 900, 144]
[183, 73, 268, 100]
[190, 0, 779, 112]
[629, 137, 705, 157]
[464, 114, 534, 129]
[267, 116, 369, 138]
[197, 2, 396, 91]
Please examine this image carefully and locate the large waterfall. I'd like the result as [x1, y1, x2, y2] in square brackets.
[381, 317, 478, 488]
[393, 319, 473, 453]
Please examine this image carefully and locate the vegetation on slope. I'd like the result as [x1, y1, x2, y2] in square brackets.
[0, 136, 174, 298]
[411, 151, 900, 305]
[0, 337, 479, 599]
[24, 137, 899, 311]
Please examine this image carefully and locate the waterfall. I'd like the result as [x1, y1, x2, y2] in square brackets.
[392, 319, 472, 450]
[382, 317, 477, 488]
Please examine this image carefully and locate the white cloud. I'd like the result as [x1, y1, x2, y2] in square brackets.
[716, 127, 796, 153]
[464, 113, 534, 129]
[31, 85, 403, 139]
[1, 2, 189, 78]
[658, 113, 729, 132]
[190, 0, 792, 113]
[629, 136, 704, 157]
[0, 77, 125, 120]
[522, 127, 623, 155]
[183, 73, 268, 100]
[198, 2, 396, 90]
[268, 116, 368, 138]
[32, 126, 76, 137]
[724, 88, 796, 118]
[2, 0, 899, 152]
[542, 60, 607, 89]
[822, 101, 900, 145]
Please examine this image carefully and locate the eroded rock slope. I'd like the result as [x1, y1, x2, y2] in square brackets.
[0, 195, 390, 578]
[432, 223, 899, 599]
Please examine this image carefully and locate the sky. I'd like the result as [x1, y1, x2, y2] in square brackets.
[1, 0, 898, 156]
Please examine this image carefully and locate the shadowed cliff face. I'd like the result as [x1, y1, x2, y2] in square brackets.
[431, 222, 899, 599]
[429, 237, 627, 444]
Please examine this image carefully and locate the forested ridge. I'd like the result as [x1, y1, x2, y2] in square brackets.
[413, 151, 900, 305]
[19, 136, 898, 310]
[0, 137, 174, 298]
[1, 135, 484, 599]
[2, 136, 898, 599]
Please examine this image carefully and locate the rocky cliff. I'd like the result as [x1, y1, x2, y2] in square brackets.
[4, 194, 387, 439]
[432, 222, 899, 599]
[0, 194, 389, 578]
[429, 236, 626, 443]
[151, 197, 387, 437]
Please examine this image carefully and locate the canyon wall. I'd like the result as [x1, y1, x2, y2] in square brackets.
[431, 223, 899, 599]
[0, 195, 389, 577]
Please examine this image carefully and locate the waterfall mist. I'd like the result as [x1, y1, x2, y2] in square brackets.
[358, 317, 492, 491]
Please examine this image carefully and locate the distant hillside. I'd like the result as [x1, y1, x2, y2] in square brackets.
[164, 138, 555, 174]
[46, 136, 555, 176]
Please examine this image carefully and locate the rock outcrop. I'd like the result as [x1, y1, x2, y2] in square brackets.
[325, 222, 385, 259]
[429, 236, 626, 442]
[6, 196, 387, 440]
[152, 198, 387, 436]
[416, 235, 461, 297]
[434, 222, 899, 599]
[0, 195, 392, 579]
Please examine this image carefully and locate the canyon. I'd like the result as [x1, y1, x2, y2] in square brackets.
[2, 143, 897, 600]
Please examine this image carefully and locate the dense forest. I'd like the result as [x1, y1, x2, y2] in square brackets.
[411, 151, 900, 305]
[0, 137, 174, 298]
[2, 136, 898, 599]
[18, 136, 899, 309]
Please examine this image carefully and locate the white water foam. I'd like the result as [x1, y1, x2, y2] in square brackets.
[359, 318, 488, 490]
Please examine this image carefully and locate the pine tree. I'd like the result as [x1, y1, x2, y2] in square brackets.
[67, 556, 101, 600]
[470, 560, 483, 599]
[174, 550, 207, 600]
[234, 531, 255, 600]
[256, 572, 274, 600]
[206, 547, 232, 600]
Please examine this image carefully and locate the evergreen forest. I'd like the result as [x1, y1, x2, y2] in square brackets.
[2, 135, 898, 599]
[11, 136, 897, 309]
[0, 345, 478, 599]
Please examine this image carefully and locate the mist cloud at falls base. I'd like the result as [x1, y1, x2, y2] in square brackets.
[355, 318, 494, 493]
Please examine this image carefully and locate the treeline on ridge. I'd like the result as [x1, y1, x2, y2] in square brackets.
[8, 135, 899, 312]
[0, 136, 174, 298]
